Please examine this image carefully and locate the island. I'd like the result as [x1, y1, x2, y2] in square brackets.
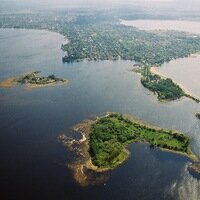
[2, 9, 200, 102]
[141, 67, 184, 101]
[60, 23, 200, 103]
[0, 72, 69, 89]
[59, 112, 200, 186]
[59, 22, 200, 103]
[195, 112, 200, 119]
[134, 65, 200, 102]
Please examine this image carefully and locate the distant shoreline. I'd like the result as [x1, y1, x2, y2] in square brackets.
[120, 19, 200, 35]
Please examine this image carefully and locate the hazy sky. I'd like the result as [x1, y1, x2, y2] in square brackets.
[1, 0, 200, 10]
[0, 0, 188, 5]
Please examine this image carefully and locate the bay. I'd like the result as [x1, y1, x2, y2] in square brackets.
[0, 29, 200, 200]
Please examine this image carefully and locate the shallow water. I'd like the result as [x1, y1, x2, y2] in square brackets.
[0, 29, 200, 200]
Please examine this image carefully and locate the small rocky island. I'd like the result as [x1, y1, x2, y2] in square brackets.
[0, 71, 69, 89]
[59, 112, 200, 186]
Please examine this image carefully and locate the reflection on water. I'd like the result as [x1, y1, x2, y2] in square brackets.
[0, 29, 200, 199]
[170, 166, 200, 200]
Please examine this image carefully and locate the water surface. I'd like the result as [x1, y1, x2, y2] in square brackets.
[0, 29, 200, 200]
[121, 20, 200, 34]
[154, 54, 200, 98]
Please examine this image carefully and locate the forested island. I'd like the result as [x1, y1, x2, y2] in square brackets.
[139, 66, 200, 102]
[0, 72, 68, 89]
[90, 113, 192, 168]
[59, 113, 200, 185]
[141, 66, 184, 101]
[1, 8, 200, 187]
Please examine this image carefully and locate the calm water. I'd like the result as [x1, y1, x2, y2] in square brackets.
[1, 29, 200, 200]
[155, 54, 200, 98]
[121, 20, 200, 35]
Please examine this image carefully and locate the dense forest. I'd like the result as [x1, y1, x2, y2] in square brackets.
[89, 113, 190, 168]
[140, 67, 185, 100]
[139, 67, 200, 102]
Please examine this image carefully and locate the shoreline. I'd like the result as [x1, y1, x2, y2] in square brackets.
[25, 80, 69, 90]
[59, 112, 200, 186]
[150, 67, 200, 101]
[0, 77, 18, 88]
[123, 113, 199, 162]
[0, 73, 69, 90]
[71, 118, 117, 173]
[159, 147, 199, 162]
[59, 118, 114, 186]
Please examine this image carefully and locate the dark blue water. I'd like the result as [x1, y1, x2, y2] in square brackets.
[1, 29, 200, 200]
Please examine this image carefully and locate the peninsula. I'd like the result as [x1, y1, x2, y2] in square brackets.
[135, 65, 200, 102]
[0, 72, 69, 89]
[1, 9, 200, 102]
[59, 113, 200, 186]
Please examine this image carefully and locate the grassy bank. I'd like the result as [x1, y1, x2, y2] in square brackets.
[60, 112, 199, 185]
[137, 66, 199, 102]
[141, 66, 185, 101]
[89, 113, 193, 169]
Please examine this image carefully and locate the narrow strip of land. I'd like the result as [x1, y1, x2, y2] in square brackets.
[134, 65, 200, 103]
[150, 67, 200, 102]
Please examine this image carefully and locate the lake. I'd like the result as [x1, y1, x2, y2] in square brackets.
[120, 20, 200, 35]
[0, 29, 200, 200]
[153, 54, 200, 99]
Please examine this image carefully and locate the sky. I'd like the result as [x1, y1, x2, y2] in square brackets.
[0, 0, 198, 5]
[0, 0, 187, 5]
[1, 0, 200, 11]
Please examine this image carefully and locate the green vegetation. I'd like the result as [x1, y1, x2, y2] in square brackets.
[2, 9, 200, 101]
[17, 72, 67, 85]
[195, 112, 200, 119]
[61, 24, 200, 65]
[89, 113, 190, 169]
[139, 66, 200, 102]
[141, 67, 185, 101]
[1, 10, 200, 66]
